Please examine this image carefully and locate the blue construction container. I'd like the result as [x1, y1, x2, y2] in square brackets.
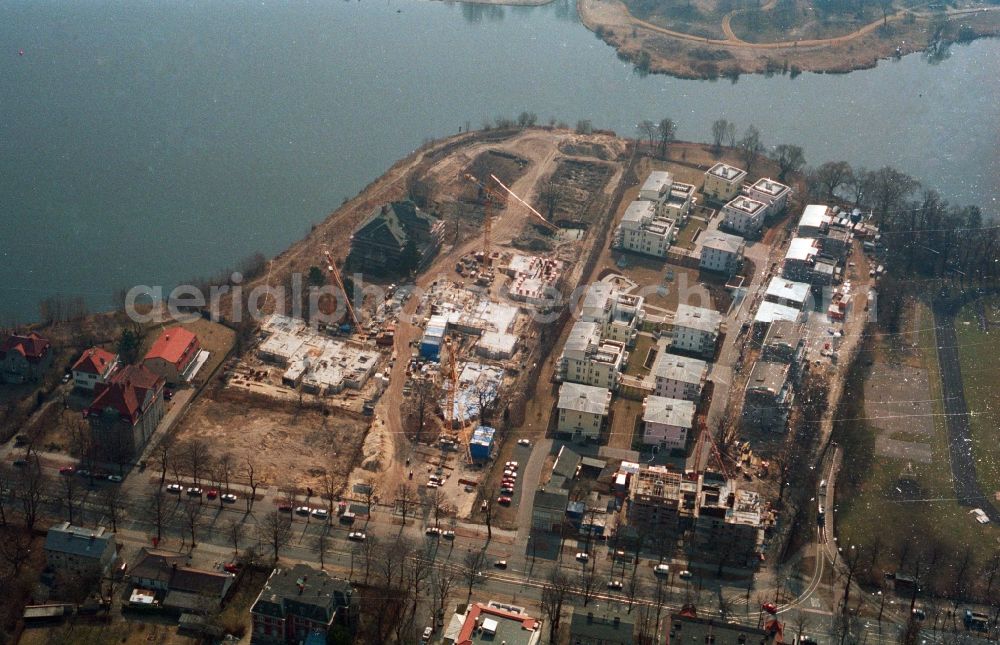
[469, 426, 496, 462]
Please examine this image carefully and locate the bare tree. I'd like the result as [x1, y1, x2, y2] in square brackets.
[428, 488, 450, 529]
[245, 458, 261, 513]
[462, 548, 487, 602]
[97, 485, 125, 531]
[16, 458, 47, 531]
[150, 490, 167, 542]
[711, 118, 731, 152]
[258, 510, 292, 562]
[770, 144, 806, 181]
[396, 483, 417, 526]
[405, 377, 440, 442]
[815, 161, 854, 199]
[540, 569, 573, 643]
[153, 437, 173, 491]
[536, 181, 565, 224]
[482, 494, 496, 541]
[315, 527, 329, 570]
[657, 118, 677, 158]
[57, 469, 86, 525]
[217, 452, 235, 500]
[578, 555, 599, 607]
[360, 475, 379, 525]
[321, 468, 339, 516]
[183, 501, 200, 548]
[637, 120, 658, 149]
[226, 519, 244, 558]
[0, 465, 11, 526]
[431, 563, 458, 623]
[359, 533, 380, 585]
[738, 125, 764, 173]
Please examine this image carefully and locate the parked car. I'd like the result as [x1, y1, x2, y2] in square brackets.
[505, 461, 519, 469]
[499, 487, 514, 496]
[107, 474, 123, 483]
[575, 552, 590, 562]
[654, 564, 670, 575]
[762, 602, 778, 615]
[206, 489, 218, 499]
[497, 496, 512, 505]
[607, 580, 624, 590]
[517, 439, 530, 446]
[312, 508, 329, 520]
[223, 563, 241, 574]
[294, 506, 312, 516]
[426, 481, 440, 489]
[167, 483, 183, 494]
[12, 459, 27, 468]
[186, 487, 203, 496]
[278, 502, 293, 512]
[679, 570, 693, 580]
[421, 626, 433, 642]
[59, 466, 75, 475]
[164, 389, 174, 401]
[348, 531, 366, 541]
[503, 470, 517, 478]
[426, 527, 442, 537]
[494, 560, 507, 569]
[442, 530, 455, 539]
[221, 493, 238, 503]
[76, 469, 91, 478]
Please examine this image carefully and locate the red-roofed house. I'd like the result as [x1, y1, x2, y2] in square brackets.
[86, 364, 165, 466]
[142, 327, 200, 384]
[71, 347, 120, 391]
[448, 601, 541, 645]
[0, 332, 53, 384]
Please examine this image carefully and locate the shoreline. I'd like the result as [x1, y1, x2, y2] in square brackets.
[575, 0, 1000, 80]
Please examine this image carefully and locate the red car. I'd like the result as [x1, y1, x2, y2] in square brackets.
[58, 466, 75, 475]
[223, 563, 241, 574]
[762, 602, 778, 615]
[497, 496, 512, 505]
[278, 502, 293, 512]
[206, 489, 218, 500]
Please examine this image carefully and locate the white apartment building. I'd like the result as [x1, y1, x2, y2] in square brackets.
[637, 170, 695, 221]
[558, 321, 627, 390]
[614, 200, 675, 258]
[745, 177, 792, 218]
[703, 163, 747, 202]
[642, 395, 697, 448]
[557, 382, 612, 441]
[699, 230, 746, 276]
[671, 304, 723, 358]
[782, 237, 821, 283]
[649, 350, 708, 401]
[764, 276, 813, 311]
[721, 195, 768, 237]
[798, 204, 832, 237]
[579, 284, 645, 346]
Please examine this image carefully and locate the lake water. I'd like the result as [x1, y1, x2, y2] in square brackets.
[1, 0, 997, 322]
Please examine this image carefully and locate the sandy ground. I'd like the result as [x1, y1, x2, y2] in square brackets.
[172, 387, 368, 492]
[579, 0, 1000, 78]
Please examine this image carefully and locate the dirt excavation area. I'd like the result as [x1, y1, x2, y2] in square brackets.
[172, 387, 368, 492]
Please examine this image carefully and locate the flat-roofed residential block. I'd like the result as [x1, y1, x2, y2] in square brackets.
[614, 200, 675, 258]
[671, 304, 723, 358]
[557, 320, 627, 390]
[745, 177, 792, 218]
[649, 350, 708, 401]
[557, 382, 612, 441]
[703, 163, 747, 202]
[699, 229, 746, 275]
[721, 195, 768, 237]
[641, 395, 696, 448]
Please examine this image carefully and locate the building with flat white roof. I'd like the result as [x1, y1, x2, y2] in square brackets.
[764, 276, 813, 311]
[642, 395, 696, 448]
[558, 321, 627, 390]
[721, 195, 768, 237]
[671, 304, 723, 358]
[699, 230, 746, 276]
[752, 302, 802, 343]
[639, 171, 673, 202]
[579, 284, 645, 346]
[745, 177, 792, 218]
[614, 200, 675, 258]
[798, 204, 832, 237]
[557, 382, 612, 441]
[703, 163, 747, 202]
[649, 350, 708, 401]
[637, 170, 694, 221]
[782, 237, 821, 283]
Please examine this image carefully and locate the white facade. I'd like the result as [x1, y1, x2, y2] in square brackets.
[614, 200, 675, 258]
[782, 237, 821, 283]
[721, 196, 767, 236]
[642, 395, 696, 448]
[703, 163, 747, 202]
[764, 277, 813, 311]
[557, 382, 612, 441]
[579, 284, 645, 346]
[558, 321, 627, 390]
[745, 177, 792, 218]
[650, 351, 708, 401]
[637, 171, 694, 221]
[699, 230, 746, 275]
[671, 304, 722, 358]
[639, 171, 673, 202]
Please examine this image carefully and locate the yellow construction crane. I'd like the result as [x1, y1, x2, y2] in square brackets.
[463, 173, 507, 264]
[324, 251, 365, 339]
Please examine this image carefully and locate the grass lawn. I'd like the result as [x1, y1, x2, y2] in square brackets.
[140, 317, 236, 384]
[834, 301, 997, 575]
[954, 296, 1000, 498]
[625, 334, 656, 377]
[673, 219, 702, 251]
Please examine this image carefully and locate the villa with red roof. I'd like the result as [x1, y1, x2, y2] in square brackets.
[142, 326, 201, 384]
[0, 332, 53, 383]
[445, 600, 541, 645]
[71, 346, 120, 391]
[86, 364, 165, 465]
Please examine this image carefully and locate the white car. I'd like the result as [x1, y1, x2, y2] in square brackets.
[312, 508, 330, 520]
[294, 506, 312, 516]
[167, 484, 183, 494]
[575, 552, 590, 562]
[107, 474, 123, 483]
[348, 531, 366, 541]
[679, 570, 693, 580]
[186, 487, 203, 496]
[442, 530, 455, 539]
[426, 527, 442, 537]
[517, 439, 530, 447]
[221, 493, 238, 503]
[607, 580, 624, 590]
[654, 564, 670, 575]
[426, 481, 440, 489]
[971, 508, 990, 524]
[505, 461, 519, 469]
